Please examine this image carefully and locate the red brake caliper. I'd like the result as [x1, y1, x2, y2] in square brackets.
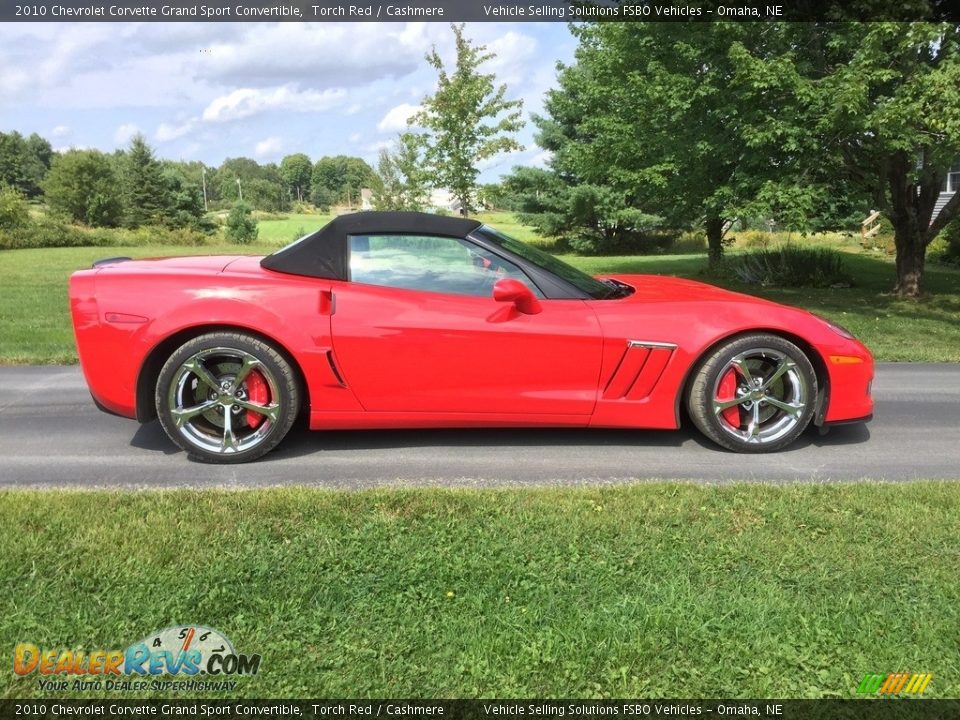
[244, 370, 270, 429]
[717, 368, 741, 428]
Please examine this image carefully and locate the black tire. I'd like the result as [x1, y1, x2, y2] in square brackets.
[686, 333, 818, 453]
[155, 332, 300, 463]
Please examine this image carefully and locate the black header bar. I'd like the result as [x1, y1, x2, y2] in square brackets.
[3, 0, 959, 23]
[2, 700, 960, 719]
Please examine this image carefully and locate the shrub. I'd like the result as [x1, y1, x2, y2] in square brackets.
[0, 216, 114, 250]
[0, 185, 30, 231]
[730, 245, 853, 288]
[930, 217, 960, 267]
[0, 219, 209, 251]
[567, 229, 677, 256]
[225, 202, 258, 245]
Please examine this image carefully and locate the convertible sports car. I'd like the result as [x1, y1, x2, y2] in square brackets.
[69, 212, 873, 463]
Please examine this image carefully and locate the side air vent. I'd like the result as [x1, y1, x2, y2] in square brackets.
[602, 340, 677, 401]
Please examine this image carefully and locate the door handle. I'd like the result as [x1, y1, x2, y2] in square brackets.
[319, 290, 336, 315]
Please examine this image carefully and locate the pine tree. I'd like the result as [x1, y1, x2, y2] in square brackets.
[122, 134, 168, 227]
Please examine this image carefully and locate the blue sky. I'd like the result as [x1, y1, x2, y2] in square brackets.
[0, 22, 576, 180]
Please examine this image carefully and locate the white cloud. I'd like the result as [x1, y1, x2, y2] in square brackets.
[156, 119, 197, 142]
[113, 123, 140, 144]
[201, 85, 346, 123]
[377, 103, 420, 133]
[348, 132, 362, 143]
[528, 149, 554, 168]
[362, 140, 393, 155]
[199, 24, 435, 90]
[51, 125, 70, 138]
[482, 31, 538, 89]
[254, 137, 283, 157]
[53, 144, 92, 153]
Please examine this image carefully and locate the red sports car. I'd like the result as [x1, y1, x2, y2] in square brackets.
[69, 212, 873, 463]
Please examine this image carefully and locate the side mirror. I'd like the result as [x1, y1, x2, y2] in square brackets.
[493, 278, 542, 315]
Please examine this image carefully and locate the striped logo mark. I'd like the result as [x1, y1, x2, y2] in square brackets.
[857, 672, 933, 695]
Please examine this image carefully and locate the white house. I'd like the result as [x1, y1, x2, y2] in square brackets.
[428, 188, 466, 215]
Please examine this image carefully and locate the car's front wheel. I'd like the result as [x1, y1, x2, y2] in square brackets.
[687, 334, 817, 453]
[155, 332, 300, 463]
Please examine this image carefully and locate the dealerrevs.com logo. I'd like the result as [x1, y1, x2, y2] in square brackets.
[14, 625, 260, 692]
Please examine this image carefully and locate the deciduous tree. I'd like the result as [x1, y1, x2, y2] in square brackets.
[413, 23, 524, 216]
[804, 23, 960, 296]
[43, 150, 122, 227]
[280, 153, 313, 203]
[371, 133, 430, 211]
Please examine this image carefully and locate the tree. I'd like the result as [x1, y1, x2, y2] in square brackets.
[121, 134, 168, 227]
[310, 156, 375, 210]
[532, 21, 960, 293]
[161, 167, 212, 231]
[371, 133, 430, 211]
[503, 166, 663, 253]
[225, 201, 258, 244]
[43, 150, 122, 227]
[528, 22, 827, 264]
[212, 157, 288, 212]
[279, 153, 313, 203]
[412, 23, 524, 216]
[0, 131, 53, 198]
[801, 23, 960, 296]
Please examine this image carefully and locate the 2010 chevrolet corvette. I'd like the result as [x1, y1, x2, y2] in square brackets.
[69, 212, 873, 463]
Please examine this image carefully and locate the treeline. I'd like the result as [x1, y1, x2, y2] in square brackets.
[0, 129, 377, 232]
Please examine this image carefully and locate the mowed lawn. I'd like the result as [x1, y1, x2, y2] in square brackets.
[2, 484, 958, 699]
[254, 212, 334, 245]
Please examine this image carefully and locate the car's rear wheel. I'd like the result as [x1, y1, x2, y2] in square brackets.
[155, 332, 300, 463]
[687, 334, 817, 453]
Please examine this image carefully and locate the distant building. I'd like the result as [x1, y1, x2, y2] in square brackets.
[360, 188, 374, 211]
[428, 189, 466, 215]
[933, 159, 959, 223]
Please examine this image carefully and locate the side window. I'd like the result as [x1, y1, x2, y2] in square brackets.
[348, 234, 543, 298]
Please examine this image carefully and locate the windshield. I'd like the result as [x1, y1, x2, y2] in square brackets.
[473, 225, 622, 299]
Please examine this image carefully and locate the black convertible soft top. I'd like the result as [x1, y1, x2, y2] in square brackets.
[260, 211, 482, 281]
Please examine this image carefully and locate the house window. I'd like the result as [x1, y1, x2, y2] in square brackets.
[947, 160, 960, 193]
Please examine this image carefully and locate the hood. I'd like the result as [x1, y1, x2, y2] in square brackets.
[607, 273, 780, 306]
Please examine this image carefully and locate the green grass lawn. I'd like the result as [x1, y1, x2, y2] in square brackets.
[2, 484, 957, 698]
[1, 212, 959, 363]
[255, 212, 334, 245]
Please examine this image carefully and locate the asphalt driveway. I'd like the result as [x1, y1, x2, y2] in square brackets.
[0, 363, 957, 487]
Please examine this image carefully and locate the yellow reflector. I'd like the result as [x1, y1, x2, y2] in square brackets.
[830, 355, 864, 364]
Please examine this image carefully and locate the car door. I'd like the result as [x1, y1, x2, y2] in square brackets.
[329, 233, 604, 416]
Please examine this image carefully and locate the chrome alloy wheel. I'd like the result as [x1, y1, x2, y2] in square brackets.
[711, 348, 810, 446]
[167, 347, 281, 456]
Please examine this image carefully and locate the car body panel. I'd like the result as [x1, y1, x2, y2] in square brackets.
[328, 280, 604, 415]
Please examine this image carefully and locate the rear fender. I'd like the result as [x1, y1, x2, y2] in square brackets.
[133, 298, 361, 422]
